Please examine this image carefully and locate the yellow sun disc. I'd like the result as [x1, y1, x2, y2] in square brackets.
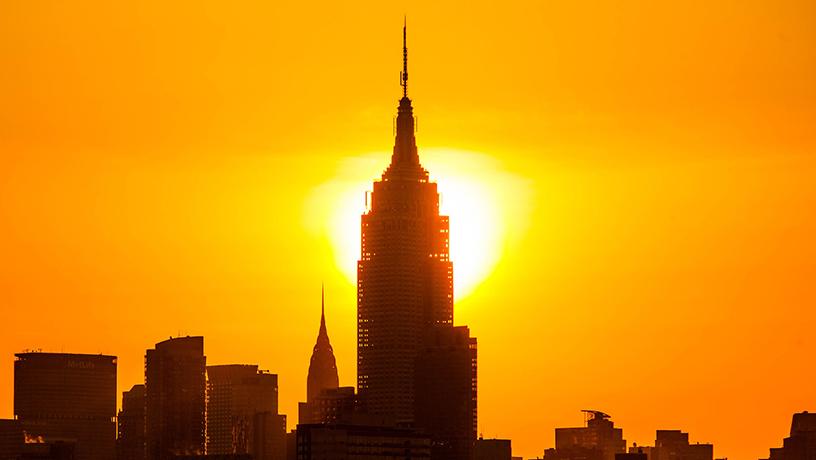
[306, 148, 531, 302]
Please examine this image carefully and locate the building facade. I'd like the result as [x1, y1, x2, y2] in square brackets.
[145, 336, 206, 460]
[414, 326, 477, 460]
[295, 424, 431, 460]
[206, 364, 286, 460]
[299, 387, 357, 426]
[653, 430, 712, 460]
[13, 352, 117, 460]
[765, 412, 816, 460]
[117, 384, 146, 460]
[474, 438, 512, 460]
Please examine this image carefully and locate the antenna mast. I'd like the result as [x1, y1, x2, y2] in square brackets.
[401, 17, 408, 97]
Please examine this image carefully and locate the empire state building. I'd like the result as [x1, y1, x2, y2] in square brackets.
[356, 24, 456, 425]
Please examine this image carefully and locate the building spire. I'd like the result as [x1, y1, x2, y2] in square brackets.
[307, 283, 338, 403]
[382, 18, 427, 181]
[401, 16, 408, 98]
[320, 283, 327, 335]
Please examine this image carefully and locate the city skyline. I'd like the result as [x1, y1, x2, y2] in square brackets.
[2, 2, 815, 459]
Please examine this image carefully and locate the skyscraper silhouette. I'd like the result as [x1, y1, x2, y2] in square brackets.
[117, 384, 146, 460]
[299, 287, 340, 425]
[145, 336, 206, 459]
[307, 286, 339, 403]
[13, 352, 117, 460]
[206, 364, 286, 460]
[356, 22, 456, 426]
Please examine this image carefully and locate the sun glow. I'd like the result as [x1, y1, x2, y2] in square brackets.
[306, 148, 531, 301]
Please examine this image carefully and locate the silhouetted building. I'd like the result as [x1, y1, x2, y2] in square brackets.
[295, 423, 430, 460]
[0, 419, 23, 459]
[474, 438, 512, 460]
[13, 352, 116, 460]
[628, 445, 655, 460]
[298, 289, 340, 425]
[118, 384, 146, 460]
[415, 326, 477, 460]
[617, 453, 648, 460]
[206, 364, 286, 460]
[145, 336, 206, 460]
[544, 411, 626, 460]
[299, 387, 357, 426]
[0, 418, 77, 460]
[0, 420, 75, 459]
[762, 412, 816, 460]
[652, 430, 712, 460]
[356, 23, 457, 428]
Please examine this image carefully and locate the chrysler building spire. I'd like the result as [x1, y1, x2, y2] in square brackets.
[306, 285, 339, 402]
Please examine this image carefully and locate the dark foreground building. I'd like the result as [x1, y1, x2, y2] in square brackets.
[355, 24, 478, 460]
[356, 24, 457, 427]
[0, 419, 76, 460]
[474, 438, 512, 460]
[13, 352, 117, 460]
[415, 326, 477, 460]
[763, 412, 816, 460]
[145, 336, 206, 460]
[206, 364, 286, 460]
[295, 423, 430, 460]
[117, 384, 146, 460]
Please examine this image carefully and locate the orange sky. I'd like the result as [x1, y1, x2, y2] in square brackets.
[1, 2, 815, 459]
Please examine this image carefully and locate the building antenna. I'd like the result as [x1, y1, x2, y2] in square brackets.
[401, 16, 408, 98]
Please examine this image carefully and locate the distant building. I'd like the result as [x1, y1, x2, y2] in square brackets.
[117, 384, 146, 460]
[13, 352, 117, 460]
[543, 411, 626, 460]
[298, 289, 340, 425]
[474, 438, 512, 460]
[295, 423, 431, 460]
[762, 411, 816, 460]
[653, 430, 713, 460]
[414, 325, 477, 460]
[145, 336, 206, 460]
[206, 364, 286, 460]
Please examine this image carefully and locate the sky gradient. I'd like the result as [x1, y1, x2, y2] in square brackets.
[1, 1, 815, 459]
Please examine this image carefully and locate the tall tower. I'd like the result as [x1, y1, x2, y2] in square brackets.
[299, 287, 341, 425]
[145, 336, 206, 460]
[307, 286, 340, 403]
[356, 22, 454, 425]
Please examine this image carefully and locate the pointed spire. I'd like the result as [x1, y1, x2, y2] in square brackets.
[307, 283, 339, 403]
[319, 283, 327, 336]
[401, 16, 408, 98]
[382, 18, 428, 181]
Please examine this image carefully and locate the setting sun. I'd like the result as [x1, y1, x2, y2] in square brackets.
[306, 148, 531, 301]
